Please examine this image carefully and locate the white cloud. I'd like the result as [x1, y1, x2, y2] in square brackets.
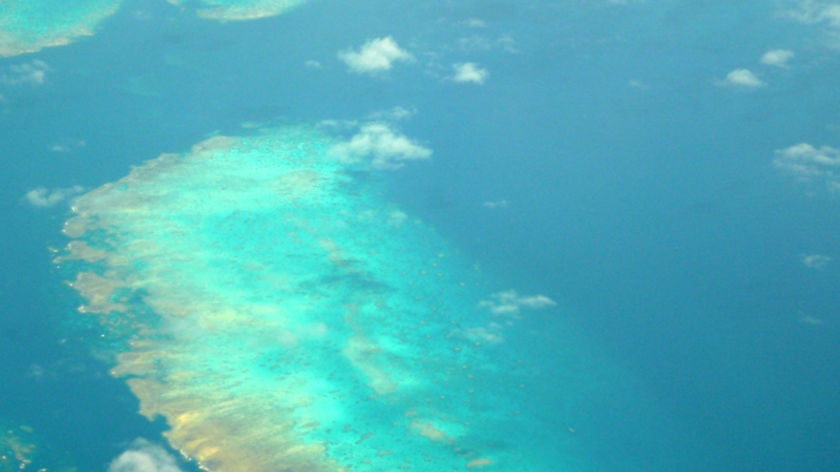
[338, 37, 413, 75]
[49, 139, 87, 153]
[329, 122, 431, 170]
[108, 439, 183, 472]
[720, 68, 765, 88]
[787, 1, 840, 46]
[464, 290, 557, 344]
[774, 142, 840, 192]
[799, 314, 825, 325]
[801, 253, 832, 269]
[23, 185, 84, 208]
[1, 60, 50, 86]
[760, 49, 795, 67]
[482, 199, 509, 209]
[518, 294, 557, 309]
[305, 59, 322, 69]
[463, 324, 504, 344]
[463, 18, 488, 28]
[452, 62, 488, 84]
[790, 1, 840, 29]
[456, 34, 518, 54]
[388, 210, 408, 226]
[478, 290, 556, 317]
[367, 106, 416, 121]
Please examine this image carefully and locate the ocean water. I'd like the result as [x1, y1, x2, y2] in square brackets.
[2, 0, 840, 471]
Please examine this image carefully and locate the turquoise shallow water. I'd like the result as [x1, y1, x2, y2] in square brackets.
[0, 0, 122, 57]
[56, 126, 599, 471]
[2, 1, 840, 471]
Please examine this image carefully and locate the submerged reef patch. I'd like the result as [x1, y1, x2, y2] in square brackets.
[166, 0, 307, 21]
[57, 126, 552, 471]
[0, 0, 122, 57]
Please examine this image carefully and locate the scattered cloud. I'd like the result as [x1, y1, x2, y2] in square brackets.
[305, 59, 322, 69]
[801, 253, 832, 269]
[461, 290, 557, 345]
[773, 142, 840, 192]
[478, 290, 556, 317]
[799, 314, 825, 325]
[329, 122, 431, 169]
[23, 185, 84, 208]
[388, 210, 408, 226]
[108, 439, 184, 472]
[787, 1, 840, 46]
[760, 49, 795, 67]
[49, 139, 87, 153]
[367, 106, 416, 121]
[463, 323, 504, 344]
[190, 1, 306, 21]
[338, 36, 413, 75]
[482, 199, 509, 209]
[719, 68, 765, 88]
[452, 62, 488, 84]
[1, 60, 50, 86]
[463, 18, 488, 28]
[789, 1, 840, 29]
[455, 34, 517, 54]
[317, 118, 351, 130]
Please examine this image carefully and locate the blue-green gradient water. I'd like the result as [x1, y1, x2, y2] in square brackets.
[2, 0, 840, 471]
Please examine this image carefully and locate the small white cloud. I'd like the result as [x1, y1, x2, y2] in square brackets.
[720, 68, 765, 88]
[517, 294, 557, 309]
[789, 1, 840, 29]
[338, 36, 413, 75]
[108, 439, 183, 472]
[23, 185, 84, 208]
[388, 210, 408, 226]
[760, 49, 795, 67]
[801, 253, 832, 269]
[49, 139, 87, 153]
[478, 290, 557, 317]
[305, 59, 322, 69]
[774, 142, 840, 192]
[463, 290, 557, 344]
[799, 314, 825, 325]
[482, 199, 509, 209]
[367, 106, 416, 121]
[497, 35, 518, 53]
[456, 34, 518, 54]
[463, 18, 488, 28]
[1, 60, 50, 86]
[329, 122, 431, 170]
[317, 118, 352, 130]
[452, 62, 488, 84]
[463, 324, 504, 344]
[787, 2, 840, 47]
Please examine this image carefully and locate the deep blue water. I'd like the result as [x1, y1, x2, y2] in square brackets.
[2, 0, 840, 470]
